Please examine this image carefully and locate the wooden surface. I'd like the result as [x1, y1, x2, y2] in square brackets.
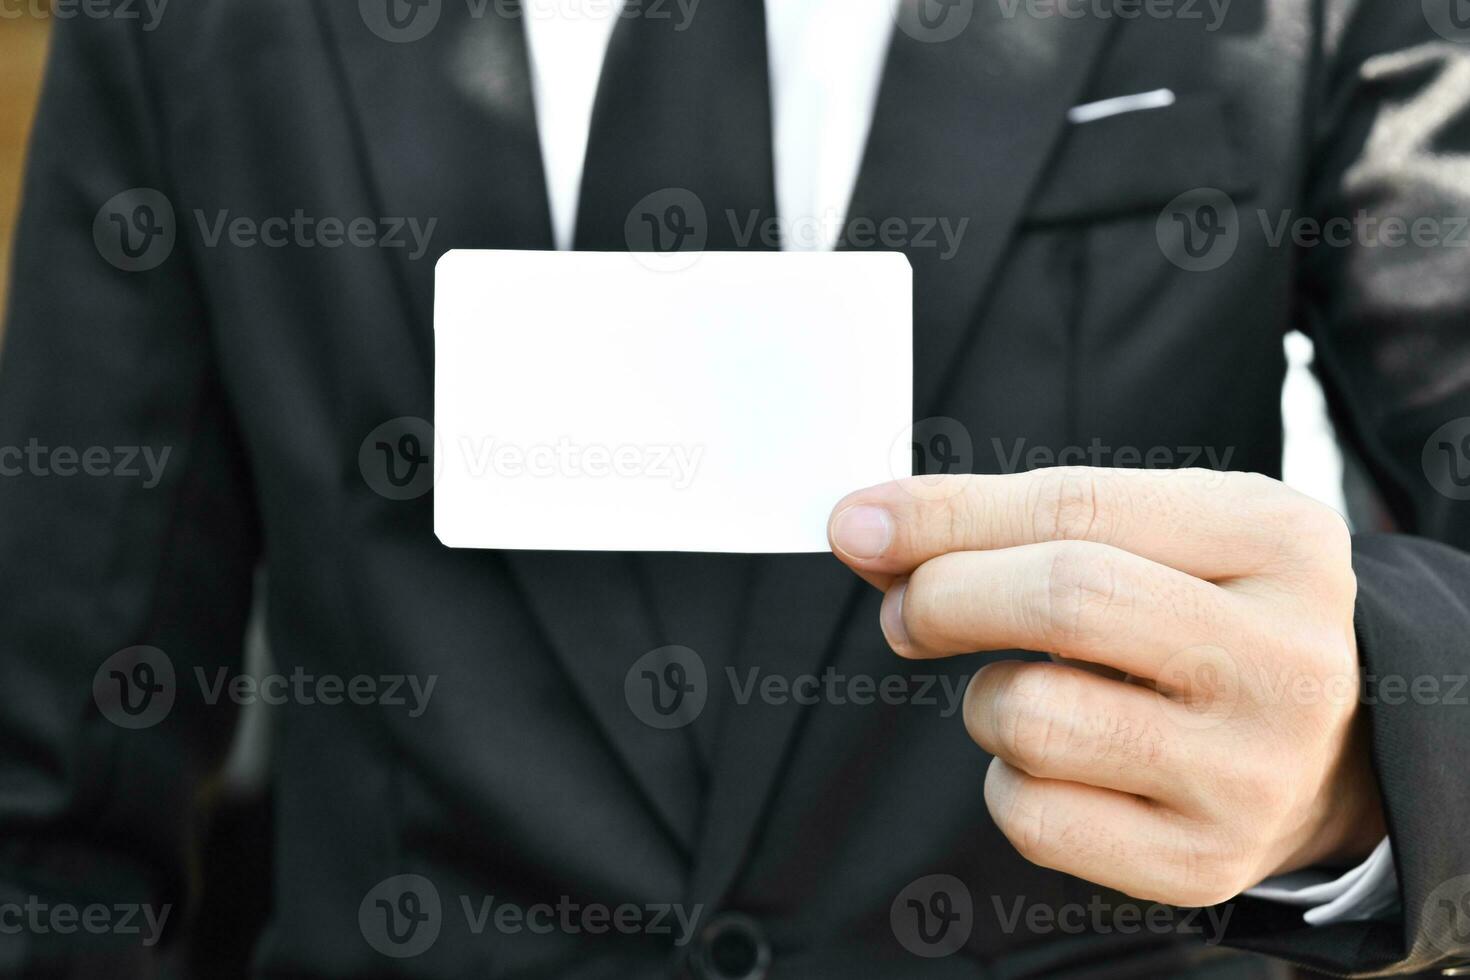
[0, 19, 52, 332]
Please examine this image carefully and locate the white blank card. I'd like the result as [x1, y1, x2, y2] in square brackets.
[434, 250, 912, 553]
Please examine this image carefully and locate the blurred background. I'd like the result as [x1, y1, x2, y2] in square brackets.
[0, 17, 49, 320]
[1, 23, 271, 976]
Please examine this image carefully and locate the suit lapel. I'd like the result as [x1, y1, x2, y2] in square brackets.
[311, 0, 555, 376]
[314, 0, 699, 851]
[847, 0, 1118, 418]
[691, 2, 1118, 907]
[505, 553, 703, 852]
[688, 555, 860, 905]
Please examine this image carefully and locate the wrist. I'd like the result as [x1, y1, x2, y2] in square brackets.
[1281, 709, 1387, 875]
[1324, 711, 1388, 865]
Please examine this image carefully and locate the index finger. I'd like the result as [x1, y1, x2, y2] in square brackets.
[827, 467, 1303, 581]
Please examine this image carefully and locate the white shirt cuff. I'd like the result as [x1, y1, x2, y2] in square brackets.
[1244, 837, 1400, 925]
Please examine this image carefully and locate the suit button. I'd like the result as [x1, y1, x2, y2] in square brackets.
[691, 912, 771, 980]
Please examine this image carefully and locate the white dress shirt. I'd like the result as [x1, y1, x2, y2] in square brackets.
[519, 0, 1397, 925]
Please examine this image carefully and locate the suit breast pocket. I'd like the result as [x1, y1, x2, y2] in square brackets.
[1023, 92, 1256, 227]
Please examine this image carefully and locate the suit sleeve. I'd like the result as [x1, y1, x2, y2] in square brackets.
[0, 15, 259, 974]
[1219, 1, 1470, 975]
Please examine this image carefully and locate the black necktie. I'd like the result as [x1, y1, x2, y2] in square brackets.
[574, 0, 777, 770]
[574, 0, 780, 253]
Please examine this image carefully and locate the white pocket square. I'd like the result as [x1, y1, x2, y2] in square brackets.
[1066, 88, 1176, 125]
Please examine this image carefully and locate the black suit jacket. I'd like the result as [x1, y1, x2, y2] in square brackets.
[2, 0, 1469, 976]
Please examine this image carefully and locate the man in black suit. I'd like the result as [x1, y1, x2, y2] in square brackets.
[1, 0, 1468, 975]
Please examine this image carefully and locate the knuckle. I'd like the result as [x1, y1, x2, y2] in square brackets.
[1000, 783, 1106, 873]
[1294, 498, 1351, 559]
[1231, 470, 1282, 502]
[1167, 829, 1254, 908]
[1035, 468, 1109, 544]
[904, 555, 967, 649]
[996, 668, 1079, 772]
[1312, 513, 1356, 597]
[1179, 466, 1221, 485]
[1005, 701, 1063, 773]
[935, 479, 987, 548]
[1256, 485, 1354, 575]
[1224, 752, 1294, 819]
[1169, 872, 1240, 909]
[1043, 543, 1123, 647]
[1335, 559, 1360, 610]
[1230, 473, 1303, 556]
[996, 778, 1055, 863]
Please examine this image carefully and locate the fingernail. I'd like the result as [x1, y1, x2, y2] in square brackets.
[880, 579, 910, 654]
[830, 505, 893, 560]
